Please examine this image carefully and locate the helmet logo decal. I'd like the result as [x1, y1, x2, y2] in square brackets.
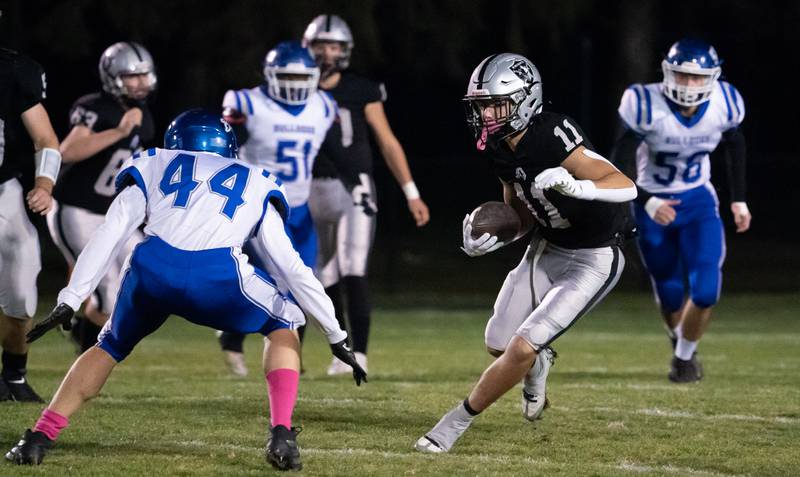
[220, 118, 232, 133]
[509, 59, 536, 89]
[515, 167, 527, 181]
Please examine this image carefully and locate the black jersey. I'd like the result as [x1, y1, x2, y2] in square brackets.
[313, 72, 385, 187]
[54, 92, 154, 214]
[0, 48, 47, 188]
[489, 112, 632, 249]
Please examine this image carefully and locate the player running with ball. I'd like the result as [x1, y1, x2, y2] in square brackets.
[416, 53, 636, 453]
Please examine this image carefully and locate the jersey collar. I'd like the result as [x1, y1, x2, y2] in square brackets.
[665, 95, 710, 128]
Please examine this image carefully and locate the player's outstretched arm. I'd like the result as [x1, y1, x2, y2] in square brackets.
[364, 101, 430, 226]
[56, 185, 146, 312]
[257, 205, 366, 385]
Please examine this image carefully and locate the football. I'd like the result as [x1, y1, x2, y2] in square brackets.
[469, 201, 521, 242]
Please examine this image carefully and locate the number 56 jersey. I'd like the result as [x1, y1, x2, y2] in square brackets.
[222, 87, 336, 208]
[116, 148, 289, 251]
[618, 81, 745, 194]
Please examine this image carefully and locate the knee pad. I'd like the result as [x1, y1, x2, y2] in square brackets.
[690, 283, 720, 308]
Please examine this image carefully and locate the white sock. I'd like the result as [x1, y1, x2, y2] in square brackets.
[675, 337, 698, 360]
[672, 324, 683, 341]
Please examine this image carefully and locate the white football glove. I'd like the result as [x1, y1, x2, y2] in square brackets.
[461, 214, 505, 257]
[533, 167, 596, 200]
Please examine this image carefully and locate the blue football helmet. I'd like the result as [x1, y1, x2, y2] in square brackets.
[263, 41, 320, 105]
[662, 39, 722, 107]
[163, 109, 238, 158]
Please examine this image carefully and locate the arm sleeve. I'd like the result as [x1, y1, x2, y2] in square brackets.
[257, 205, 347, 344]
[609, 123, 650, 205]
[56, 186, 147, 309]
[720, 127, 747, 202]
[14, 56, 46, 114]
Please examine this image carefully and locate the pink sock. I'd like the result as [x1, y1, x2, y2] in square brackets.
[266, 368, 299, 429]
[33, 408, 69, 441]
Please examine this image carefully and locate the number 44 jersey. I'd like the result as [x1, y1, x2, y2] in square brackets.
[222, 87, 336, 208]
[116, 148, 289, 251]
[617, 81, 745, 195]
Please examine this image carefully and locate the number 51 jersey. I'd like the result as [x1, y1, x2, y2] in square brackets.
[222, 87, 336, 208]
[618, 81, 745, 194]
[116, 148, 289, 251]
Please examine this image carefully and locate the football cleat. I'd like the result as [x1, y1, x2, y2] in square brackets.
[5, 429, 54, 465]
[3, 376, 44, 403]
[521, 346, 556, 421]
[223, 351, 248, 377]
[521, 391, 550, 422]
[668, 355, 703, 383]
[416, 402, 475, 454]
[414, 435, 447, 454]
[266, 425, 302, 471]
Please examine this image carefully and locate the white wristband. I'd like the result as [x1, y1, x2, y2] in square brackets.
[644, 196, 666, 220]
[402, 181, 420, 201]
[35, 147, 62, 183]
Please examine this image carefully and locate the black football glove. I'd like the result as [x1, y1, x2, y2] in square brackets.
[329, 340, 367, 386]
[27, 304, 75, 343]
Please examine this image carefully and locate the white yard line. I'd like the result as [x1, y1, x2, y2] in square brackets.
[175, 440, 744, 476]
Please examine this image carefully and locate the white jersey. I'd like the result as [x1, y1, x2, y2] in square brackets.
[116, 147, 289, 251]
[222, 87, 336, 208]
[618, 81, 745, 194]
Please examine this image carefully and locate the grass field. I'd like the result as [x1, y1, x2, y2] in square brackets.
[2, 292, 799, 476]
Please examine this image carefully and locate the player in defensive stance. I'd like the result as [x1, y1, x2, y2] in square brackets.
[47, 42, 156, 352]
[0, 48, 62, 403]
[415, 53, 636, 453]
[217, 40, 336, 376]
[302, 14, 430, 375]
[5, 110, 365, 470]
[611, 39, 750, 383]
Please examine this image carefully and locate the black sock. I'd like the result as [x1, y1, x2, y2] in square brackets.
[80, 320, 103, 353]
[462, 398, 481, 416]
[343, 276, 371, 354]
[219, 332, 245, 353]
[324, 282, 347, 332]
[1, 350, 28, 381]
[297, 325, 306, 343]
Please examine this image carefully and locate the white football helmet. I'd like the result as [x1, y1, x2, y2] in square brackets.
[463, 53, 543, 149]
[98, 42, 157, 99]
[302, 14, 354, 74]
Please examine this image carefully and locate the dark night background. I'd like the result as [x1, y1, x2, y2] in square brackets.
[2, 0, 798, 298]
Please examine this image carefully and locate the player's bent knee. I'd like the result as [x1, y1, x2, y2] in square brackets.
[503, 337, 537, 366]
[691, 290, 719, 309]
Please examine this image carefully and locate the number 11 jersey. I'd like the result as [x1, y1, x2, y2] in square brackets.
[488, 112, 632, 249]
